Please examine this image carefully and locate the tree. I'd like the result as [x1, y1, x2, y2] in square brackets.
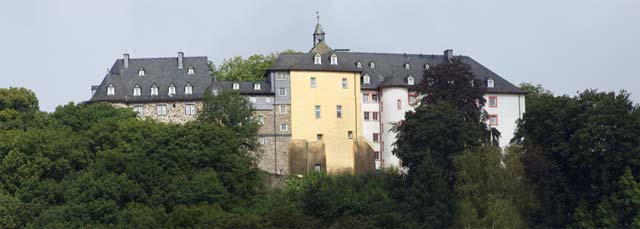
[0, 87, 47, 130]
[198, 90, 259, 150]
[515, 86, 640, 227]
[209, 50, 299, 82]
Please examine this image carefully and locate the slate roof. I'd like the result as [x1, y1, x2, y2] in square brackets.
[270, 51, 525, 94]
[208, 80, 274, 95]
[268, 52, 361, 73]
[90, 55, 213, 103]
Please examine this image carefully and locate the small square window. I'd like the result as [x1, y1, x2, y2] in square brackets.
[257, 115, 264, 125]
[363, 93, 369, 103]
[336, 105, 343, 119]
[310, 77, 317, 88]
[487, 79, 495, 88]
[372, 112, 379, 121]
[364, 112, 370, 121]
[233, 83, 240, 90]
[280, 123, 288, 131]
[276, 72, 286, 80]
[397, 99, 402, 110]
[156, 104, 167, 116]
[373, 133, 380, 142]
[409, 94, 417, 105]
[259, 137, 267, 145]
[314, 163, 321, 172]
[315, 105, 321, 119]
[348, 131, 353, 139]
[342, 78, 348, 89]
[185, 104, 196, 116]
[279, 105, 287, 114]
[278, 88, 287, 96]
[375, 152, 380, 160]
[371, 94, 378, 102]
[317, 134, 323, 141]
[133, 105, 144, 116]
[254, 83, 261, 90]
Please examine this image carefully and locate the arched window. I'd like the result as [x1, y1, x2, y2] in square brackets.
[314, 53, 322, 65]
[487, 78, 495, 88]
[187, 66, 195, 75]
[363, 74, 370, 84]
[407, 75, 415, 85]
[185, 83, 193, 95]
[107, 84, 115, 96]
[133, 85, 141, 96]
[356, 62, 362, 68]
[404, 63, 410, 70]
[369, 62, 375, 68]
[138, 68, 145, 76]
[424, 64, 430, 70]
[150, 84, 158, 96]
[330, 53, 338, 65]
[168, 84, 176, 96]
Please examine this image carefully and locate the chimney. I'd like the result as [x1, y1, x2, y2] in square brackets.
[444, 49, 453, 62]
[123, 54, 129, 68]
[178, 52, 184, 69]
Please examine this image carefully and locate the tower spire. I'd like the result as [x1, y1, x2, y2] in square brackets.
[313, 11, 325, 46]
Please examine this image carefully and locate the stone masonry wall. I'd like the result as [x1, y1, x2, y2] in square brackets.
[129, 101, 202, 124]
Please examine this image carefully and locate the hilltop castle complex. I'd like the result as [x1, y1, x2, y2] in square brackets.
[89, 22, 526, 175]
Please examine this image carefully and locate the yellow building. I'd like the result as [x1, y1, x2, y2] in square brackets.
[266, 22, 374, 174]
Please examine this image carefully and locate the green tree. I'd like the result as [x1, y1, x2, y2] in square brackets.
[210, 53, 276, 82]
[198, 90, 259, 150]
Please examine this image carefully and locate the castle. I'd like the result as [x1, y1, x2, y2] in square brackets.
[89, 21, 526, 175]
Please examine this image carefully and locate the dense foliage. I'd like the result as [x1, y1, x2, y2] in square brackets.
[515, 83, 640, 227]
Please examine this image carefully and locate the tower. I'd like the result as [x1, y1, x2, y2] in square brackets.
[313, 12, 325, 46]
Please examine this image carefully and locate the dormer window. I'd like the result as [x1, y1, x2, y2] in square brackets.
[107, 84, 115, 96]
[133, 85, 141, 96]
[330, 53, 338, 65]
[356, 62, 362, 68]
[314, 53, 322, 65]
[378, 75, 384, 82]
[404, 63, 410, 70]
[424, 64, 430, 70]
[138, 68, 145, 76]
[407, 75, 415, 85]
[168, 84, 176, 96]
[487, 78, 495, 88]
[150, 84, 158, 96]
[187, 66, 194, 75]
[232, 83, 240, 90]
[370, 62, 375, 68]
[185, 83, 193, 95]
[254, 83, 261, 90]
[363, 74, 370, 84]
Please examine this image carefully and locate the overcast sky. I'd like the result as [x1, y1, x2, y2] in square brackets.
[1, 0, 639, 111]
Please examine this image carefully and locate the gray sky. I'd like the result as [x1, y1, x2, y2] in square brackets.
[1, 0, 639, 111]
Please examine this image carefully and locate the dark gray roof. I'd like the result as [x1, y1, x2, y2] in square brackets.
[208, 80, 274, 95]
[90, 55, 213, 103]
[270, 51, 525, 94]
[314, 23, 324, 35]
[268, 52, 361, 73]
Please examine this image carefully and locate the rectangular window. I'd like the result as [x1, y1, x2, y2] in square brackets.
[489, 96, 498, 107]
[254, 84, 261, 90]
[259, 137, 267, 145]
[397, 99, 402, 110]
[363, 93, 369, 103]
[257, 114, 264, 125]
[375, 151, 380, 160]
[336, 105, 343, 119]
[372, 112, 379, 121]
[278, 88, 287, 96]
[310, 77, 317, 88]
[276, 72, 286, 80]
[185, 104, 196, 116]
[364, 112, 370, 121]
[133, 105, 144, 116]
[280, 123, 288, 131]
[317, 134, 323, 141]
[314, 164, 321, 172]
[249, 97, 257, 103]
[489, 115, 498, 126]
[156, 104, 167, 116]
[371, 94, 379, 103]
[348, 131, 353, 139]
[133, 88, 141, 96]
[342, 78, 348, 89]
[151, 87, 158, 96]
[315, 105, 321, 119]
[373, 133, 380, 142]
[279, 105, 287, 114]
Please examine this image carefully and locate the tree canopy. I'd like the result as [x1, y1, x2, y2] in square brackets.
[209, 50, 299, 82]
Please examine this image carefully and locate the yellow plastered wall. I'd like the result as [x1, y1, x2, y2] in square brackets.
[290, 70, 362, 173]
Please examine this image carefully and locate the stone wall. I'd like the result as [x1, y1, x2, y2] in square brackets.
[354, 137, 376, 174]
[288, 139, 327, 175]
[128, 101, 202, 124]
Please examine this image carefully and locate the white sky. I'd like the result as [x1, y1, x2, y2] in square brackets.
[1, 0, 639, 111]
